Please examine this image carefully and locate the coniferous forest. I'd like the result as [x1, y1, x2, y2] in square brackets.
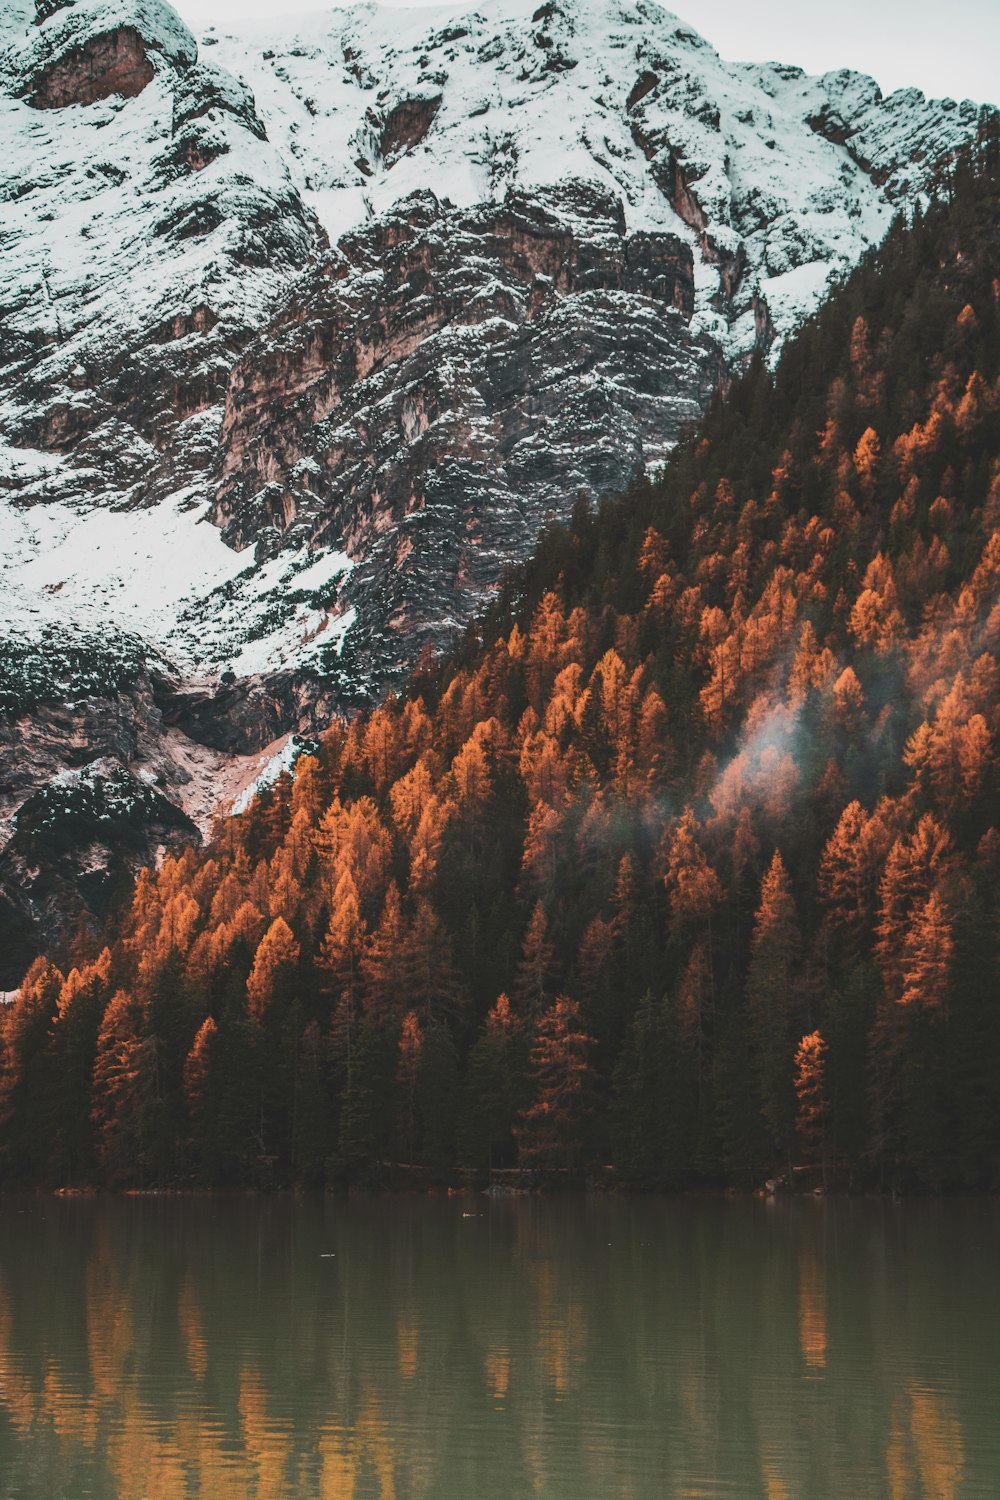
[5, 141, 1000, 1196]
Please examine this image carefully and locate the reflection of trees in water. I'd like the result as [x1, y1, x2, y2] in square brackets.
[887, 1388, 964, 1500]
[0, 1198, 990, 1499]
[798, 1241, 827, 1371]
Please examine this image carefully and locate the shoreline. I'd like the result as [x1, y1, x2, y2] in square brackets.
[0, 1181, 992, 1202]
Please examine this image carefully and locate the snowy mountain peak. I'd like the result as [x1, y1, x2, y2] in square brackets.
[203, 0, 987, 353]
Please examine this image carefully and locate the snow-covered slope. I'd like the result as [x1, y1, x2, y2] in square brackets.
[0, 0, 992, 971]
[0, 0, 342, 683]
[205, 0, 994, 356]
[212, 0, 957, 353]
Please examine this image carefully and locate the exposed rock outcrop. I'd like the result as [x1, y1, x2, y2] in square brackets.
[214, 186, 718, 694]
[378, 94, 442, 164]
[0, 621, 338, 981]
[0, 756, 197, 983]
[0, 640, 197, 983]
[5, 0, 198, 108]
[28, 24, 155, 107]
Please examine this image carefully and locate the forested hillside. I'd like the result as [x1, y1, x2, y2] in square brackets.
[5, 141, 1000, 1193]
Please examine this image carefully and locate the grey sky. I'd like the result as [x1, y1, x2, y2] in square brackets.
[177, 0, 999, 105]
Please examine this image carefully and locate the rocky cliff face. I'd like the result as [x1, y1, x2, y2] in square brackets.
[214, 185, 723, 695]
[0, 3, 317, 507]
[0, 0, 993, 971]
[0, 607, 335, 979]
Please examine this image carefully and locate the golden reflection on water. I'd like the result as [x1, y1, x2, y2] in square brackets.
[887, 1387, 965, 1500]
[0, 1197, 993, 1499]
[485, 1348, 510, 1407]
[529, 1256, 588, 1398]
[396, 1316, 419, 1382]
[797, 1241, 827, 1372]
[762, 1463, 792, 1500]
[179, 1274, 209, 1382]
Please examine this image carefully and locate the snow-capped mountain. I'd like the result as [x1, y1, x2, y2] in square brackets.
[0, 0, 992, 969]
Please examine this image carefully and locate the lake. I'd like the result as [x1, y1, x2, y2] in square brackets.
[0, 1194, 997, 1498]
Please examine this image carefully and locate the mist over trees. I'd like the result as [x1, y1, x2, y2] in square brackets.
[4, 138, 1000, 1192]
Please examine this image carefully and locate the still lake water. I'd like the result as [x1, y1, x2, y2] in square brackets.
[0, 1195, 997, 1500]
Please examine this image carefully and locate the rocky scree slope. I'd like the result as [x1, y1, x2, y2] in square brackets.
[0, 0, 992, 972]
